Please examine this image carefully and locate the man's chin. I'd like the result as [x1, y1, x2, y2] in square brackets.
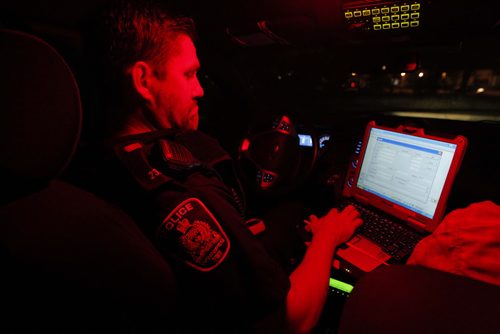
[186, 114, 199, 130]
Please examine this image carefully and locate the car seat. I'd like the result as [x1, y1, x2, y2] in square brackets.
[337, 264, 500, 334]
[0, 28, 177, 333]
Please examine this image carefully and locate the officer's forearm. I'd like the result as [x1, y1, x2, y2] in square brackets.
[286, 234, 338, 334]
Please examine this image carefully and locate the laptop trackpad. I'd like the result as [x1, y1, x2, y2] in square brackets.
[336, 235, 391, 273]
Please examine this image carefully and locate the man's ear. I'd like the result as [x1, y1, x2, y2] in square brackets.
[130, 61, 157, 109]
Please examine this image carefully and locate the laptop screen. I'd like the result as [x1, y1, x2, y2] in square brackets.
[357, 127, 458, 219]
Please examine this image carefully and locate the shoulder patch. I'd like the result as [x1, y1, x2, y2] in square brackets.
[157, 198, 230, 272]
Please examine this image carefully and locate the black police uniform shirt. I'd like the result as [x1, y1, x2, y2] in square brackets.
[89, 129, 291, 332]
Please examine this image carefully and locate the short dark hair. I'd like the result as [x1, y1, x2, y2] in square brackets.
[83, 0, 196, 138]
[102, 0, 196, 76]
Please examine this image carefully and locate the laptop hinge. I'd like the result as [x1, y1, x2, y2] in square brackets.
[354, 194, 370, 205]
[407, 216, 426, 231]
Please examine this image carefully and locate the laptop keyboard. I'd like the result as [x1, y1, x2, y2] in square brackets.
[341, 201, 424, 261]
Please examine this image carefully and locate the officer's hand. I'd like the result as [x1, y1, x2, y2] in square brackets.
[306, 205, 363, 247]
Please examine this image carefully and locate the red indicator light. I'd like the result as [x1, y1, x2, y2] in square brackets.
[240, 138, 250, 152]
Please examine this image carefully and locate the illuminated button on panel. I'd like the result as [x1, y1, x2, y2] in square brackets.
[372, 8, 380, 15]
[411, 4, 421, 11]
[411, 21, 420, 27]
[345, 11, 353, 19]
[263, 173, 274, 183]
[381, 7, 390, 14]
[347, 177, 354, 187]
[401, 5, 410, 11]
[352, 159, 359, 169]
[363, 9, 371, 16]
[374, 24, 382, 30]
[391, 15, 399, 21]
[392, 22, 400, 29]
[373, 16, 381, 23]
[382, 23, 390, 29]
[391, 6, 399, 13]
[382, 16, 390, 22]
[355, 141, 362, 154]
[279, 122, 290, 132]
[401, 13, 410, 20]
[401, 21, 410, 28]
[354, 10, 362, 17]
[258, 170, 278, 189]
[411, 13, 420, 19]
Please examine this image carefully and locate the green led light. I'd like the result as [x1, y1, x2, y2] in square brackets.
[329, 278, 354, 293]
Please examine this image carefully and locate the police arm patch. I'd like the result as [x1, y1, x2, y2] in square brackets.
[157, 198, 230, 272]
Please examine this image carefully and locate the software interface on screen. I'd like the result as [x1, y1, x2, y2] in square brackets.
[357, 128, 457, 218]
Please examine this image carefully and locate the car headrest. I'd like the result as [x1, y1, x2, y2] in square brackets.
[0, 29, 82, 196]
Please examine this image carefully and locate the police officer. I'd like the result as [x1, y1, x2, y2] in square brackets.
[83, 0, 362, 332]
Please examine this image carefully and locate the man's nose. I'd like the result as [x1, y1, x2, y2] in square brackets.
[194, 76, 204, 99]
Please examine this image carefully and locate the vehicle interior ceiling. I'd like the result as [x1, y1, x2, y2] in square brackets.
[2, 0, 499, 211]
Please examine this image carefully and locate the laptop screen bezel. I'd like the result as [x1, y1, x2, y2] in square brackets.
[350, 121, 467, 232]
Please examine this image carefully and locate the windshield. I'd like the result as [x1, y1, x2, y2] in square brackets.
[195, 1, 500, 123]
[204, 41, 500, 122]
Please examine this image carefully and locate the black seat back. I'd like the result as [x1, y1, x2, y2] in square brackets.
[0, 28, 177, 333]
[338, 265, 500, 334]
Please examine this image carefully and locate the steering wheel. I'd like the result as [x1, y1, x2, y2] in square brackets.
[237, 115, 319, 196]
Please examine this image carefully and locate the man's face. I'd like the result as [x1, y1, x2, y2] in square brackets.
[149, 34, 204, 130]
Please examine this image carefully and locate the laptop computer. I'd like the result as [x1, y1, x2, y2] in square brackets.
[335, 121, 467, 278]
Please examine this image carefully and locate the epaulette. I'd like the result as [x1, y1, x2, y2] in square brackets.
[174, 131, 231, 168]
[157, 139, 204, 171]
[114, 141, 173, 191]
